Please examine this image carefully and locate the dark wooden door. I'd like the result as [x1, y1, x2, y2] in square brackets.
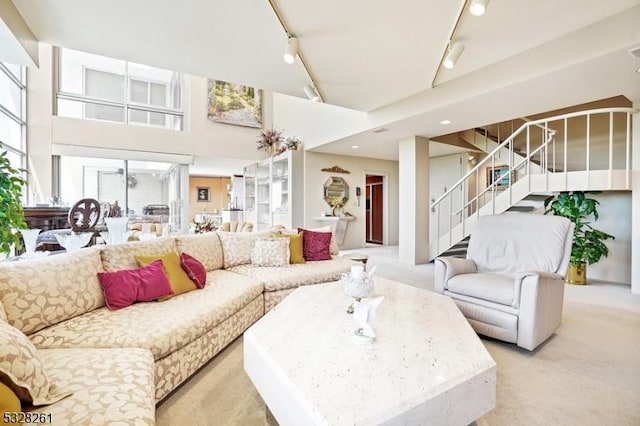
[366, 175, 383, 244]
[369, 184, 383, 243]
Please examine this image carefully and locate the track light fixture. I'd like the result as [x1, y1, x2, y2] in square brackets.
[470, 0, 489, 16]
[283, 36, 298, 64]
[443, 41, 465, 69]
[303, 84, 321, 102]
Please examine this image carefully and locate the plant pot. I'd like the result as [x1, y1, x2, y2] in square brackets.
[567, 263, 587, 285]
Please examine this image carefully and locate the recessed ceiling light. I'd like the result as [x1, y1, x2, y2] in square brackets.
[440, 120, 451, 125]
[352, 145, 359, 149]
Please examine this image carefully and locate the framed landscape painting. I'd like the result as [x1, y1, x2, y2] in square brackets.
[207, 79, 262, 128]
[486, 165, 511, 189]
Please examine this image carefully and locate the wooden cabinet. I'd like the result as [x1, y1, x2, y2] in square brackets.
[244, 150, 303, 231]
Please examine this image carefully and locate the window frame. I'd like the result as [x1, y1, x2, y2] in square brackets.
[54, 47, 184, 130]
[0, 62, 26, 173]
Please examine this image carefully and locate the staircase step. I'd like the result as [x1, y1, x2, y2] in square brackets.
[507, 205, 536, 212]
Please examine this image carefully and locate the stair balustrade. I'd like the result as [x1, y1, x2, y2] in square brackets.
[429, 107, 635, 260]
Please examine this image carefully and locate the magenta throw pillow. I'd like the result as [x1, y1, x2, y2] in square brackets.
[180, 253, 207, 288]
[298, 228, 332, 261]
[97, 260, 173, 310]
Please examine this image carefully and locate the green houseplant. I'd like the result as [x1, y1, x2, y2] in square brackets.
[543, 191, 614, 284]
[0, 142, 27, 256]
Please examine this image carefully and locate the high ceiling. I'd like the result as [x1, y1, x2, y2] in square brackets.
[7, 0, 640, 164]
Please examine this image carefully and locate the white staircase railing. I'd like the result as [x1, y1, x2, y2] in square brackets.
[429, 107, 635, 260]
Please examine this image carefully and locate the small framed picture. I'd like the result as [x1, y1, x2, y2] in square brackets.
[197, 187, 210, 202]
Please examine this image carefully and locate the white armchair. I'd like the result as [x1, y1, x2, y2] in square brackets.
[435, 214, 574, 351]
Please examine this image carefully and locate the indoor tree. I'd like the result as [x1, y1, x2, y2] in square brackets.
[543, 191, 614, 284]
[0, 142, 27, 256]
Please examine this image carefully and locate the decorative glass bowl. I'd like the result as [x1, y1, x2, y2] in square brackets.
[55, 232, 93, 252]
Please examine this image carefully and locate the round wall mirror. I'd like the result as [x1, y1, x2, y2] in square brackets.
[323, 176, 349, 206]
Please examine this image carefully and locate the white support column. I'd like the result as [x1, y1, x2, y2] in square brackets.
[631, 104, 640, 294]
[398, 136, 429, 264]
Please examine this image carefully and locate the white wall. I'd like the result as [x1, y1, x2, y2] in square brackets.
[303, 152, 399, 249]
[27, 44, 269, 200]
[588, 192, 632, 284]
[272, 93, 371, 150]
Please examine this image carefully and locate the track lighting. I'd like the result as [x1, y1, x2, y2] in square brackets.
[470, 0, 489, 16]
[303, 84, 320, 102]
[443, 41, 465, 69]
[283, 36, 298, 64]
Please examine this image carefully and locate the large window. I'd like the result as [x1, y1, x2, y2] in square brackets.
[56, 48, 183, 130]
[0, 62, 26, 173]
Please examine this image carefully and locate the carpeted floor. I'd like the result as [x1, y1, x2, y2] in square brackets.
[156, 246, 640, 425]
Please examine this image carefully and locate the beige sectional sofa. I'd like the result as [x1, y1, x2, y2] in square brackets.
[0, 231, 356, 425]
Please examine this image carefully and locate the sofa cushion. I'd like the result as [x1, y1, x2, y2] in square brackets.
[97, 260, 174, 310]
[32, 348, 155, 425]
[0, 381, 20, 414]
[217, 230, 272, 268]
[299, 228, 332, 261]
[100, 237, 177, 272]
[0, 249, 105, 335]
[181, 253, 207, 288]
[0, 322, 70, 405]
[175, 233, 223, 271]
[135, 252, 197, 299]
[251, 238, 290, 267]
[447, 273, 517, 306]
[272, 231, 306, 264]
[227, 256, 357, 292]
[30, 270, 263, 361]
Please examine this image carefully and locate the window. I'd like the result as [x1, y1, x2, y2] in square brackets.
[0, 62, 26, 173]
[56, 48, 183, 130]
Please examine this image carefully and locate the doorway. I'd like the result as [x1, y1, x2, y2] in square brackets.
[365, 174, 384, 244]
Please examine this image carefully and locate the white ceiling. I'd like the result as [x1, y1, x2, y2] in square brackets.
[7, 0, 640, 169]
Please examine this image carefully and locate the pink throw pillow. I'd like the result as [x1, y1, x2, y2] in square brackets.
[180, 253, 207, 288]
[97, 260, 174, 310]
[298, 228, 332, 261]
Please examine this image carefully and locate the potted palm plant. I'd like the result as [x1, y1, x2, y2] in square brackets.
[544, 191, 614, 284]
[0, 142, 27, 257]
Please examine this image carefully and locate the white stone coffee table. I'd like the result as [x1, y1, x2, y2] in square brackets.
[244, 278, 496, 426]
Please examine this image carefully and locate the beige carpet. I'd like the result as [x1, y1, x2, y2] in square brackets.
[156, 248, 640, 425]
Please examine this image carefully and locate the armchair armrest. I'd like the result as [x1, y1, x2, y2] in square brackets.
[514, 270, 566, 350]
[434, 256, 477, 293]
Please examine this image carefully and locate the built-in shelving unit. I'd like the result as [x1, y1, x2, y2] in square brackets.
[243, 150, 303, 231]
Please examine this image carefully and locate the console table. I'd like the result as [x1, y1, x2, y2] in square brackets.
[313, 216, 355, 245]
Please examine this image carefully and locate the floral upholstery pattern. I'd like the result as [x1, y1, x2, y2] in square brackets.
[154, 295, 263, 401]
[217, 230, 273, 268]
[251, 238, 290, 267]
[0, 322, 70, 405]
[31, 348, 155, 425]
[99, 237, 177, 272]
[30, 270, 263, 361]
[0, 249, 105, 335]
[175, 233, 224, 271]
[217, 231, 253, 268]
[227, 256, 357, 292]
[264, 288, 298, 312]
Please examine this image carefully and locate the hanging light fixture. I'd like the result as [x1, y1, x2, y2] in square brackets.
[443, 41, 465, 69]
[303, 84, 320, 102]
[283, 36, 299, 64]
[470, 0, 489, 16]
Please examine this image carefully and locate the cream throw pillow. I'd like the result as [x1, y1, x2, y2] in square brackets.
[251, 238, 290, 267]
[0, 322, 70, 405]
[217, 229, 274, 268]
